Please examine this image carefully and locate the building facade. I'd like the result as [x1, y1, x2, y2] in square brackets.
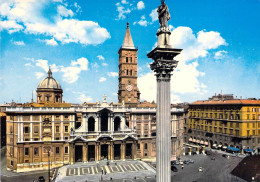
[5, 23, 184, 172]
[185, 94, 260, 151]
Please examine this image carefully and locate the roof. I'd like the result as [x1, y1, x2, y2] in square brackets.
[190, 99, 260, 106]
[37, 68, 62, 90]
[121, 22, 135, 49]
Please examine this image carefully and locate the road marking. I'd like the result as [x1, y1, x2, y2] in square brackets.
[104, 165, 111, 174]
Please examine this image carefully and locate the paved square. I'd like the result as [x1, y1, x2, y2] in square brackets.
[55, 160, 156, 182]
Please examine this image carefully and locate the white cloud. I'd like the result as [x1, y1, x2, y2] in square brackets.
[0, 0, 110, 45]
[34, 57, 89, 83]
[102, 63, 108, 66]
[12, 40, 25, 46]
[35, 59, 49, 72]
[121, 0, 128, 4]
[57, 5, 74, 17]
[214, 50, 227, 59]
[137, 15, 148, 27]
[45, 38, 58, 46]
[74, 2, 81, 13]
[71, 57, 89, 71]
[91, 62, 99, 69]
[116, 2, 131, 20]
[97, 55, 105, 61]
[137, 1, 145, 10]
[77, 94, 92, 102]
[35, 72, 44, 79]
[138, 26, 227, 102]
[149, 8, 158, 22]
[107, 72, 118, 77]
[0, 20, 24, 33]
[25, 63, 32, 67]
[99, 77, 107, 82]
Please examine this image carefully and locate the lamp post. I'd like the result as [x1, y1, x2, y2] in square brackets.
[44, 146, 51, 182]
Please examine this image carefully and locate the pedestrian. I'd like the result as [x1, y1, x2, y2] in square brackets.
[181, 165, 184, 170]
[104, 170, 107, 175]
[102, 169, 104, 175]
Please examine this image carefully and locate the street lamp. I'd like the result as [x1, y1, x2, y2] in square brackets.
[44, 146, 51, 182]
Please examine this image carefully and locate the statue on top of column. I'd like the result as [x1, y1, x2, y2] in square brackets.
[157, 0, 171, 28]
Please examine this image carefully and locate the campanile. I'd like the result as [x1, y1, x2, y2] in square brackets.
[118, 22, 140, 107]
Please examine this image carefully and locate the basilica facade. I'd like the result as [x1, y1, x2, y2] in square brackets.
[5, 23, 184, 172]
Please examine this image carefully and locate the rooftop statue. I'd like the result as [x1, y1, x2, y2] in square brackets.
[157, 0, 171, 28]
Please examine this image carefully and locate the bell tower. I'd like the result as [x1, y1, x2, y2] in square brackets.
[118, 22, 140, 107]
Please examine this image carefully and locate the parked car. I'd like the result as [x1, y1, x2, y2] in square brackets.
[179, 160, 184, 165]
[188, 159, 194, 164]
[222, 154, 229, 158]
[198, 167, 203, 172]
[171, 160, 179, 165]
[184, 160, 190, 165]
[171, 165, 178, 172]
[38, 176, 45, 182]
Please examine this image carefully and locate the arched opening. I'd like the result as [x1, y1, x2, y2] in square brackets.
[88, 117, 95, 132]
[114, 117, 121, 131]
[101, 110, 109, 131]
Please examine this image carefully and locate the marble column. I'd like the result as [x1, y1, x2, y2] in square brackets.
[147, 33, 182, 182]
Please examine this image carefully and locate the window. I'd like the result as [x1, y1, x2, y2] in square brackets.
[56, 126, 59, 133]
[25, 148, 29, 155]
[34, 148, 38, 155]
[144, 143, 148, 150]
[247, 130, 250, 136]
[126, 70, 128, 75]
[55, 137, 60, 140]
[253, 115, 256, 120]
[137, 143, 140, 150]
[65, 137, 69, 140]
[126, 57, 128, 63]
[65, 126, 68, 133]
[258, 115, 260, 120]
[219, 114, 223, 119]
[38, 96, 41, 101]
[230, 114, 233, 120]
[253, 130, 255, 135]
[252, 108, 256, 112]
[46, 96, 50, 101]
[24, 126, 30, 133]
[56, 147, 59, 154]
[10, 126, 13, 133]
[10, 138, 13, 143]
[65, 146, 68, 154]
[10, 160, 13, 166]
[130, 70, 132, 76]
[55, 96, 59, 102]
[247, 123, 250, 128]
[64, 115, 69, 119]
[247, 114, 250, 120]
[230, 122, 233, 128]
[34, 138, 38, 141]
[34, 126, 38, 133]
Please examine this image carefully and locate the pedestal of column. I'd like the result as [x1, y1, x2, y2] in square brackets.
[147, 42, 182, 182]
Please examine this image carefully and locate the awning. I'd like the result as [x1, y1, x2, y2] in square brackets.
[189, 138, 193, 142]
[227, 146, 240, 152]
[244, 149, 254, 153]
[204, 142, 209, 145]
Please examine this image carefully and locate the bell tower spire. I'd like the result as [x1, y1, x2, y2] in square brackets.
[118, 22, 140, 107]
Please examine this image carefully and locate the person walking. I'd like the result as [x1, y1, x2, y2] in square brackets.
[181, 165, 184, 170]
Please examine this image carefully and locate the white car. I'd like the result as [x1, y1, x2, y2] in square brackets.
[179, 160, 184, 165]
[198, 167, 203, 172]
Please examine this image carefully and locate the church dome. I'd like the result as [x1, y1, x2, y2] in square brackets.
[37, 68, 62, 89]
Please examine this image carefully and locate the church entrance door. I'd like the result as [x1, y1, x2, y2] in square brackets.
[125, 143, 132, 159]
[101, 144, 108, 160]
[75, 145, 83, 162]
[88, 145, 95, 161]
[114, 144, 121, 160]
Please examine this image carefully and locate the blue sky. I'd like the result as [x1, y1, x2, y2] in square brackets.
[1, 0, 260, 104]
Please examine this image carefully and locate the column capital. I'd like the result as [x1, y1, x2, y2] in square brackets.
[150, 59, 178, 80]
